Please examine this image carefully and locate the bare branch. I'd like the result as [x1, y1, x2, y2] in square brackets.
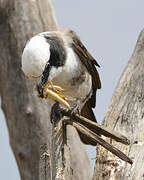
[61, 109, 130, 145]
[93, 29, 144, 180]
[60, 109, 132, 164]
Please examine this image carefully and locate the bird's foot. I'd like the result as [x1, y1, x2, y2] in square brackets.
[45, 81, 64, 93]
[43, 81, 66, 100]
[45, 81, 57, 92]
[50, 102, 63, 125]
[69, 103, 81, 115]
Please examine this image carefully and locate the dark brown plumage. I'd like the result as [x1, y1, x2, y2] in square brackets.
[66, 30, 101, 145]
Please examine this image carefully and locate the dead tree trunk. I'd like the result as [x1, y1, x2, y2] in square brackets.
[93, 29, 144, 180]
[0, 0, 92, 179]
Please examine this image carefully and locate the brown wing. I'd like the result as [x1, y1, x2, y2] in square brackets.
[68, 30, 101, 108]
[66, 30, 101, 145]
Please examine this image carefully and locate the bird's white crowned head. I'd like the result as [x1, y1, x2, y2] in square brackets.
[21, 35, 50, 80]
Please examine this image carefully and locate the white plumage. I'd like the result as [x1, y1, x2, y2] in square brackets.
[22, 33, 92, 106]
[22, 35, 50, 80]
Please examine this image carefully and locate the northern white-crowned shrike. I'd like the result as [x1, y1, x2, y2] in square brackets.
[21, 30, 101, 145]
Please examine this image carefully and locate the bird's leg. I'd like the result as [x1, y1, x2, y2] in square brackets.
[50, 102, 63, 125]
[69, 99, 81, 115]
[69, 90, 93, 115]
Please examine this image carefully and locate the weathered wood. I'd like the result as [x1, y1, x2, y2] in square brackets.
[51, 119, 72, 180]
[0, 1, 58, 179]
[93, 29, 144, 180]
[39, 144, 52, 180]
[0, 1, 92, 179]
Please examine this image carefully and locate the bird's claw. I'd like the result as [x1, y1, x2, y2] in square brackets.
[69, 104, 81, 115]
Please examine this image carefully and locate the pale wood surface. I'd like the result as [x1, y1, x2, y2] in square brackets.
[93, 29, 144, 180]
[0, 0, 92, 179]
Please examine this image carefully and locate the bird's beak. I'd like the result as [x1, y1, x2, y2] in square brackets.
[36, 62, 51, 98]
[37, 81, 44, 98]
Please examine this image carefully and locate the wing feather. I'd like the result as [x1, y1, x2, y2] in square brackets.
[68, 30, 101, 108]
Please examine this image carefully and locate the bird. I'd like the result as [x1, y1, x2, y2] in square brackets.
[21, 30, 101, 145]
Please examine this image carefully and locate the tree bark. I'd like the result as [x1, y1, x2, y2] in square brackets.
[93, 29, 144, 180]
[0, 0, 92, 179]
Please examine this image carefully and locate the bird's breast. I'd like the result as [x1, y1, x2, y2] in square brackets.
[50, 47, 92, 103]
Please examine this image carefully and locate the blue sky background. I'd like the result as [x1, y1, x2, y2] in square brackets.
[1, 1, 144, 179]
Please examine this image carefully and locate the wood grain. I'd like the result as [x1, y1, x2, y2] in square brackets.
[93, 29, 144, 180]
[0, 1, 92, 179]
